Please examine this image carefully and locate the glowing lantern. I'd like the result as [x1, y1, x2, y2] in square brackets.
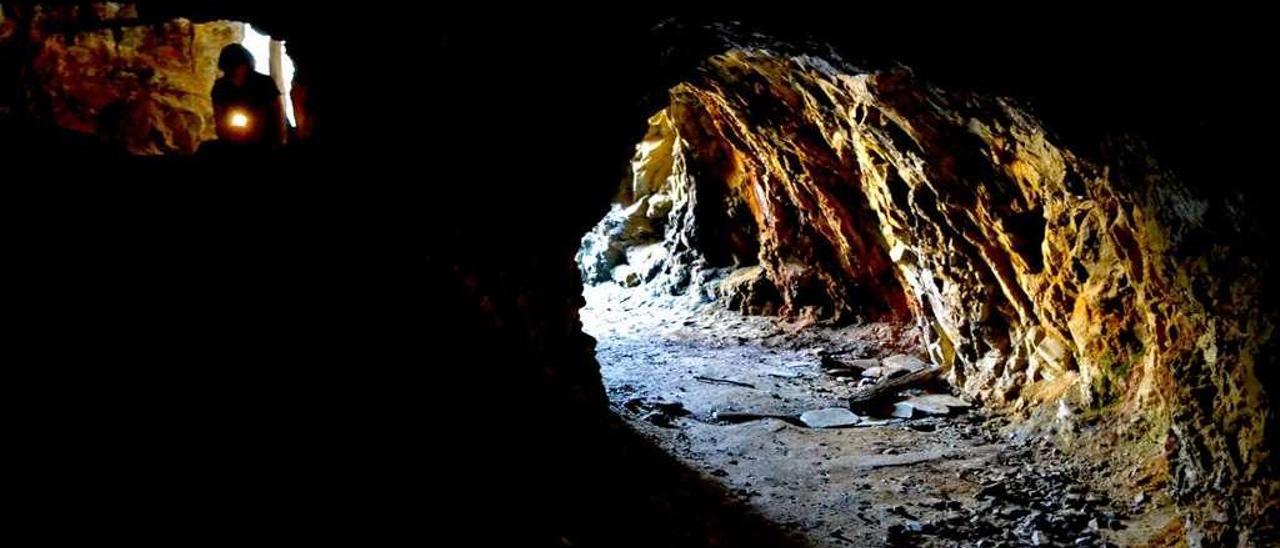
[229, 111, 250, 129]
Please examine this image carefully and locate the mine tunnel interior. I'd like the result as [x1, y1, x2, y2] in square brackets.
[566, 42, 1277, 547]
[575, 88, 946, 422]
[570, 56, 1151, 547]
[4, 5, 1276, 547]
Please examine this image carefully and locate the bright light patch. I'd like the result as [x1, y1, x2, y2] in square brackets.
[241, 24, 296, 126]
[229, 111, 249, 128]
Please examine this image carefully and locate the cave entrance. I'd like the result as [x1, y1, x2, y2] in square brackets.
[568, 46, 1147, 545]
[572, 98, 980, 546]
[568, 73, 1018, 548]
[574, 100, 935, 424]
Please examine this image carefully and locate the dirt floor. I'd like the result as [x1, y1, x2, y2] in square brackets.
[581, 283, 1166, 548]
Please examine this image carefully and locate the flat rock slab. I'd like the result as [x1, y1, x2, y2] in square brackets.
[910, 393, 972, 409]
[800, 407, 861, 428]
[821, 356, 879, 370]
[902, 398, 952, 416]
[882, 354, 930, 373]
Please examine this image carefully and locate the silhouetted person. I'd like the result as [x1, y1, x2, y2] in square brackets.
[211, 44, 286, 149]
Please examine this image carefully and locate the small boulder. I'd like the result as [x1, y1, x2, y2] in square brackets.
[611, 265, 641, 287]
[892, 402, 917, 418]
[642, 411, 671, 427]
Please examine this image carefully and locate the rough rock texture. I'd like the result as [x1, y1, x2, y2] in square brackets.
[579, 106, 763, 304]
[25, 3, 241, 154]
[583, 48, 1275, 545]
[582, 85, 909, 323]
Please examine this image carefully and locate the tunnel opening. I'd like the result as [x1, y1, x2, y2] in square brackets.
[568, 53, 1141, 547]
[576, 91, 932, 400]
[574, 93, 938, 425]
[557, 40, 1280, 545]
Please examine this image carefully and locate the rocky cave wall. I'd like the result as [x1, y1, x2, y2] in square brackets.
[3, 2, 243, 155]
[580, 79, 910, 323]
[580, 48, 1276, 544]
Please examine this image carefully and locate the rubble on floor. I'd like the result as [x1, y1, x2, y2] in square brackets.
[583, 284, 1166, 547]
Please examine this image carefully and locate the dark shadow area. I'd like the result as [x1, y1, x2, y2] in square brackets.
[486, 413, 814, 548]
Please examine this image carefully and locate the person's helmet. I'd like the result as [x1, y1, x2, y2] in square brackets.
[217, 44, 255, 74]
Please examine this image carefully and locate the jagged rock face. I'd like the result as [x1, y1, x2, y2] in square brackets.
[581, 85, 909, 323]
[579, 107, 767, 304]
[583, 49, 1274, 545]
[25, 4, 241, 154]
